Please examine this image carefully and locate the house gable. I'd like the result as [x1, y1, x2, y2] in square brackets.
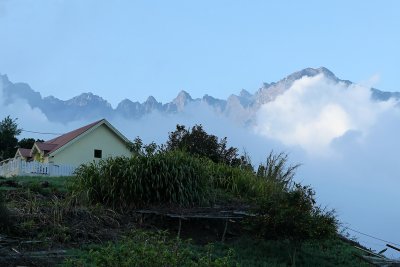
[48, 123, 132, 166]
[14, 148, 32, 160]
[48, 119, 129, 157]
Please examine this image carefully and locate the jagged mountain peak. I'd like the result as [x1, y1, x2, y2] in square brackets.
[1, 67, 398, 123]
[282, 67, 338, 84]
[144, 96, 158, 104]
[255, 67, 341, 105]
[67, 92, 111, 108]
[166, 90, 193, 112]
[239, 89, 252, 98]
[119, 98, 133, 104]
[172, 90, 193, 104]
[175, 90, 192, 100]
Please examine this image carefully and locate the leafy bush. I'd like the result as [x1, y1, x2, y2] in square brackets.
[166, 124, 241, 166]
[247, 168, 337, 266]
[250, 184, 337, 241]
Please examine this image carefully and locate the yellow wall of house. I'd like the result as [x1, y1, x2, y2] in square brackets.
[48, 124, 132, 167]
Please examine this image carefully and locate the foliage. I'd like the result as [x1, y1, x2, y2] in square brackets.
[71, 145, 338, 262]
[247, 152, 338, 266]
[256, 151, 300, 190]
[204, 161, 267, 201]
[71, 151, 211, 209]
[17, 138, 44, 149]
[0, 191, 11, 231]
[0, 115, 22, 160]
[63, 229, 238, 267]
[71, 148, 276, 209]
[126, 136, 159, 156]
[72, 123, 339, 265]
[62, 231, 367, 267]
[165, 124, 241, 166]
[0, 176, 69, 194]
[209, 237, 368, 267]
[250, 184, 337, 239]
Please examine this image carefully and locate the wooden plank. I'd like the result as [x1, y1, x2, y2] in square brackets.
[135, 210, 246, 220]
[354, 246, 386, 259]
[387, 244, 400, 252]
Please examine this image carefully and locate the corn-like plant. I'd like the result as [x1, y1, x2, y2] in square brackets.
[71, 150, 304, 212]
[71, 151, 211, 209]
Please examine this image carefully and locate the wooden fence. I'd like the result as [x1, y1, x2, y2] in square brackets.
[0, 159, 76, 177]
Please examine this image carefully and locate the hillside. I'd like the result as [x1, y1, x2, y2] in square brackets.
[0, 127, 375, 266]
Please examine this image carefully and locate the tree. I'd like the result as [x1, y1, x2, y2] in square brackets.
[165, 124, 240, 166]
[17, 138, 44, 149]
[127, 137, 158, 156]
[0, 116, 21, 161]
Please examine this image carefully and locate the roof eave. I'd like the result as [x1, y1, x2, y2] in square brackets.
[49, 119, 131, 157]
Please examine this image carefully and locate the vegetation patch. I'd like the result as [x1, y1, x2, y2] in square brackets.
[63, 229, 238, 267]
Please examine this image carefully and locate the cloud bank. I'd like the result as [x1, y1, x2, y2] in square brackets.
[253, 74, 400, 253]
[255, 74, 396, 154]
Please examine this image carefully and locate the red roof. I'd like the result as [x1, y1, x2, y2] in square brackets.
[17, 148, 32, 158]
[36, 142, 57, 152]
[37, 119, 103, 155]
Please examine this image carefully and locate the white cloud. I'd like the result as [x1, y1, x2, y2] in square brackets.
[254, 74, 396, 154]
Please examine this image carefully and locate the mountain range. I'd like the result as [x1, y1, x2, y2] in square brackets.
[1, 67, 399, 124]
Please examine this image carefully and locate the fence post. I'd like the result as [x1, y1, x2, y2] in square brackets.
[18, 159, 22, 176]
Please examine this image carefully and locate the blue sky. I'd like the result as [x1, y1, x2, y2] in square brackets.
[0, 0, 399, 106]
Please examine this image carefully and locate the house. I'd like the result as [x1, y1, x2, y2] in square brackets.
[15, 148, 32, 161]
[17, 119, 132, 167]
[0, 119, 133, 177]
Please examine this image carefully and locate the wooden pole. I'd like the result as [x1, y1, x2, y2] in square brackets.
[177, 218, 182, 239]
[221, 219, 228, 242]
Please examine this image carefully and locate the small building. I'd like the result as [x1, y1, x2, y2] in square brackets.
[1, 119, 133, 177]
[15, 148, 32, 161]
[26, 119, 132, 166]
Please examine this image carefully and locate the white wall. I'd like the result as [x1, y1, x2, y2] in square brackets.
[49, 124, 132, 166]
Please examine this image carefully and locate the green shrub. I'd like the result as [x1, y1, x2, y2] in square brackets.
[246, 183, 338, 266]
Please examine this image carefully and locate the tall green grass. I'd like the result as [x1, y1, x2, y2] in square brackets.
[71, 151, 211, 209]
[204, 162, 268, 200]
[70, 150, 310, 209]
[70, 150, 283, 209]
